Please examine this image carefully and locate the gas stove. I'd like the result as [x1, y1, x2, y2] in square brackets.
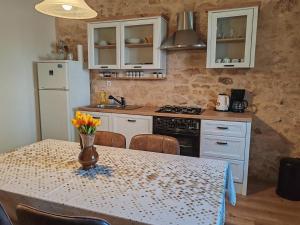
[156, 105, 202, 115]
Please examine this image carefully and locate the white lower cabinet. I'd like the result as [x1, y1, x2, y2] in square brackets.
[202, 156, 244, 183]
[230, 160, 245, 183]
[80, 111, 153, 148]
[201, 120, 246, 137]
[80, 111, 111, 131]
[200, 119, 251, 195]
[112, 114, 153, 148]
[201, 135, 246, 161]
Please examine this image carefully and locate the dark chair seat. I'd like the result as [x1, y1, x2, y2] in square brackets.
[129, 134, 180, 155]
[16, 204, 110, 225]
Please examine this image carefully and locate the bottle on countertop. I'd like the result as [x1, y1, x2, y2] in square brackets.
[99, 90, 108, 105]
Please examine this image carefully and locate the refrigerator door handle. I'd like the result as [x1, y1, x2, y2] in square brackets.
[39, 88, 69, 91]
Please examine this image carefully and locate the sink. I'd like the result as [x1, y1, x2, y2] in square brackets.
[91, 104, 142, 110]
[95, 104, 122, 109]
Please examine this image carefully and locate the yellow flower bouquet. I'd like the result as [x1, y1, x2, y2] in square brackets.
[72, 112, 101, 135]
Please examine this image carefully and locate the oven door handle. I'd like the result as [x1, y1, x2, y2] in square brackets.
[179, 144, 193, 148]
[154, 131, 199, 137]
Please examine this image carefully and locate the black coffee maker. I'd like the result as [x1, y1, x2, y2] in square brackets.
[229, 89, 248, 113]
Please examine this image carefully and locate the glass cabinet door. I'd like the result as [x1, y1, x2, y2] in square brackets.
[209, 8, 255, 68]
[121, 19, 158, 69]
[88, 23, 120, 69]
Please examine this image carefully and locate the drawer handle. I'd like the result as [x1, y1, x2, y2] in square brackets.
[216, 141, 228, 145]
[133, 66, 142, 69]
[217, 126, 228, 130]
[101, 66, 108, 69]
[127, 119, 136, 122]
[93, 117, 101, 119]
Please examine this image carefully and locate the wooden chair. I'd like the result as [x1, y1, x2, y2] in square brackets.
[16, 204, 110, 225]
[129, 134, 180, 155]
[94, 131, 126, 148]
[0, 203, 13, 225]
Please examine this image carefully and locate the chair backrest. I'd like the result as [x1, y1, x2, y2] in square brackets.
[129, 134, 180, 155]
[94, 131, 126, 148]
[0, 203, 13, 225]
[16, 204, 110, 225]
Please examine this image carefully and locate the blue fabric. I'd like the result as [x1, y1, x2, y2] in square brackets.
[216, 163, 236, 225]
[227, 164, 237, 206]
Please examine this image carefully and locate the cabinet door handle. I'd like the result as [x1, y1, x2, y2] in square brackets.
[224, 65, 234, 67]
[127, 119, 136, 122]
[216, 141, 228, 145]
[133, 66, 142, 69]
[101, 66, 108, 69]
[217, 126, 228, 130]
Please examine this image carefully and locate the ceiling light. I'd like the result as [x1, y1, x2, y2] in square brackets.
[62, 4, 73, 11]
[35, 0, 97, 19]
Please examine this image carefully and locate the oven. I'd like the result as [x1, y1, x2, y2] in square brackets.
[153, 116, 200, 157]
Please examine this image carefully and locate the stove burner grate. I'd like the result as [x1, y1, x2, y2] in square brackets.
[156, 105, 202, 115]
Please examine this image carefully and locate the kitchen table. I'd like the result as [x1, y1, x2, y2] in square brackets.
[0, 139, 236, 225]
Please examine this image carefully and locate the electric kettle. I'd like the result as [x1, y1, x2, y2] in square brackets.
[216, 94, 230, 111]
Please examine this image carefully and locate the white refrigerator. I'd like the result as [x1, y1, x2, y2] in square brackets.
[37, 61, 90, 141]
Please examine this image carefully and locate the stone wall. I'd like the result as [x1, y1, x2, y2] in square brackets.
[56, 0, 300, 182]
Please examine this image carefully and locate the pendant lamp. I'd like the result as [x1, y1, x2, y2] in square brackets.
[35, 0, 97, 19]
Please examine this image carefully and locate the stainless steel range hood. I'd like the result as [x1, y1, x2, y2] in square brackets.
[160, 11, 206, 50]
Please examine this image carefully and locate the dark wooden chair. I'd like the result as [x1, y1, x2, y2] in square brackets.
[0, 203, 13, 225]
[129, 134, 180, 155]
[16, 204, 110, 225]
[94, 131, 126, 148]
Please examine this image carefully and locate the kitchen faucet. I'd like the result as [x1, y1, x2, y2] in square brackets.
[109, 95, 126, 107]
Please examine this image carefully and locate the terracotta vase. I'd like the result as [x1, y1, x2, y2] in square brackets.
[78, 133, 99, 170]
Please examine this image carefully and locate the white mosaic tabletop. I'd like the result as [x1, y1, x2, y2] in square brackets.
[0, 139, 236, 225]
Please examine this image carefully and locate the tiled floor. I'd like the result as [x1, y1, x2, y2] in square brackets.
[226, 181, 300, 225]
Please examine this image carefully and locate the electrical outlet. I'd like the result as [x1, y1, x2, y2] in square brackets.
[106, 81, 112, 87]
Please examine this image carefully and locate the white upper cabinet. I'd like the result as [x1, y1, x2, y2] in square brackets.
[121, 17, 167, 70]
[88, 22, 121, 69]
[88, 16, 167, 70]
[206, 7, 258, 68]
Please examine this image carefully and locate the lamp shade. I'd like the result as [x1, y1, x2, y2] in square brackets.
[35, 0, 97, 19]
